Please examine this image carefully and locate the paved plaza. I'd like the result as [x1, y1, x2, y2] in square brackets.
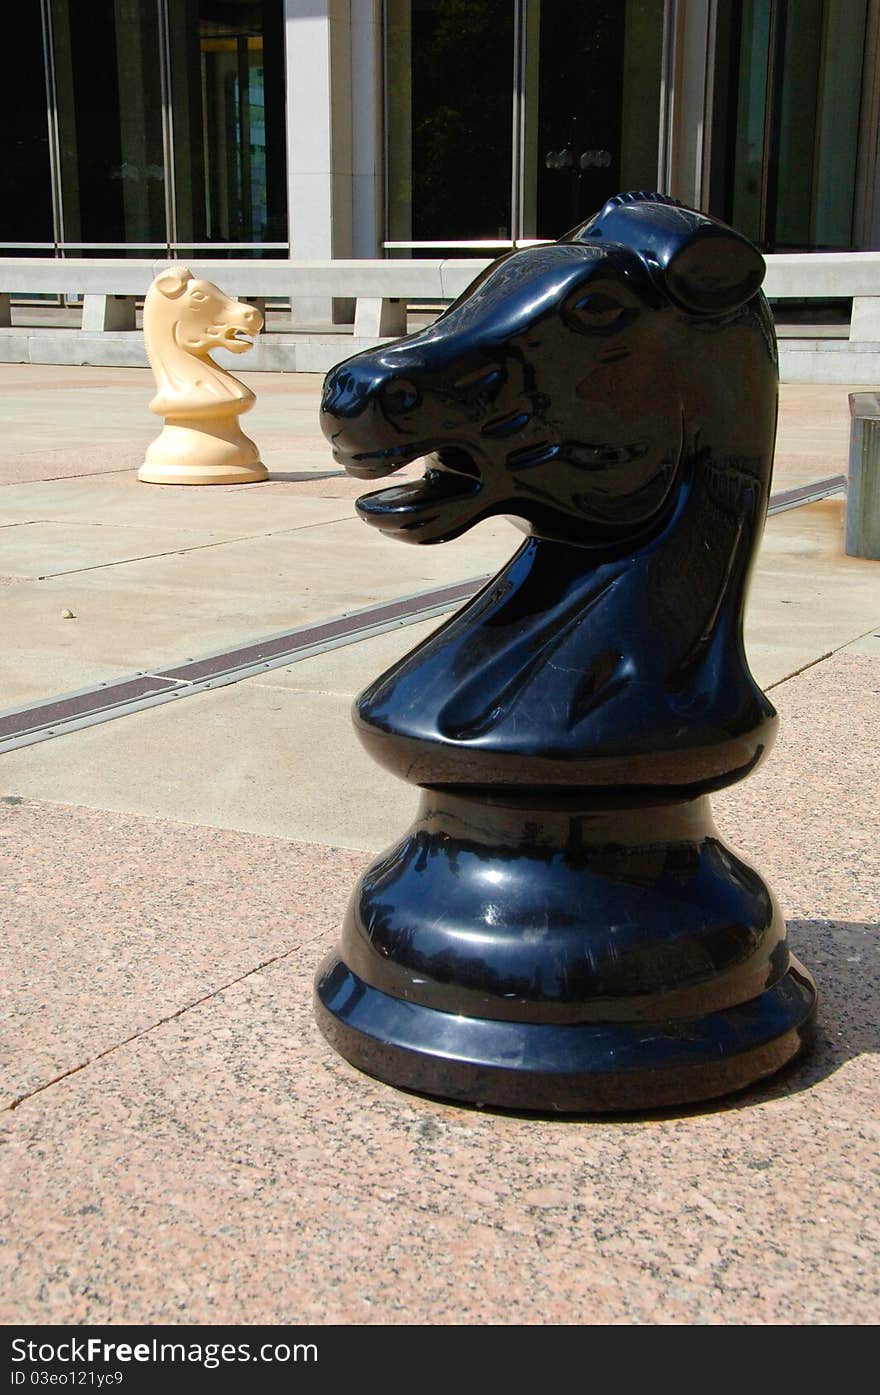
[0, 366, 878, 1323]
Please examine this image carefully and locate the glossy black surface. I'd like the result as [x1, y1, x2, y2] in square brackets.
[314, 194, 818, 1110]
[338, 794, 789, 1026]
[315, 956, 817, 1113]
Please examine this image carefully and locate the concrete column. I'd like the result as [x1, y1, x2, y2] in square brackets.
[354, 297, 406, 337]
[850, 297, 880, 341]
[285, 0, 361, 323]
[82, 295, 137, 331]
[660, 0, 713, 209]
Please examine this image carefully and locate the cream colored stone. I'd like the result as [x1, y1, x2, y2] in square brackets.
[139, 266, 268, 486]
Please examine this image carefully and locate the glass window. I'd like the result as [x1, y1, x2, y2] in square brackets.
[717, 0, 772, 245]
[0, 8, 54, 247]
[51, 0, 166, 250]
[384, 0, 664, 249]
[533, 0, 664, 239]
[800, 0, 868, 249]
[169, 0, 287, 253]
[386, 0, 515, 245]
[710, 0, 869, 250]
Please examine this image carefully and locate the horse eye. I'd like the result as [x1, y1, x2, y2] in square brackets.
[565, 292, 629, 333]
[190, 291, 208, 303]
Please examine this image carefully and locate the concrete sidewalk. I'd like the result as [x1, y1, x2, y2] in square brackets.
[0, 367, 878, 1324]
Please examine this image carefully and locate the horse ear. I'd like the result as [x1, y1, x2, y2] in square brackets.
[657, 226, 766, 315]
[153, 265, 193, 300]
[566, 195, 765, 316]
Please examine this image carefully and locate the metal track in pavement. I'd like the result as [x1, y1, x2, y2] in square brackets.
[0, 475, 848, 753]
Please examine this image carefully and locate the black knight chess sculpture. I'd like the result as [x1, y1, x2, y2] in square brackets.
[314, 193, 818, 1111]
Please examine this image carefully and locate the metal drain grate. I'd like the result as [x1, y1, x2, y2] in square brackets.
[0, 474, 849, 753]
[0, 577, 485, 752]
[767, 474, 846, 514]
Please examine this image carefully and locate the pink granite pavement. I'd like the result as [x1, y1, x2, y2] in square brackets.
[0, 370, 878, 1325]
[1, 651, 878, 1325]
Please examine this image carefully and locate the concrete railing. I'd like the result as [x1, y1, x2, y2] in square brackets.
[0, 251, 878, 377]
[1, 250, 878, 332]
[0, 256, 483, 337]
[762, 252, 880, 340]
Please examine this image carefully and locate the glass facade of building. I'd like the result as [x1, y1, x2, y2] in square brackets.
[2, 7, 55, 248]
[1, 0, 287, 257]
[386, 0, 665, 249]
[709, 0, 870, 250]
[385, 0, 875, 255]
[1, 0, 876, 263]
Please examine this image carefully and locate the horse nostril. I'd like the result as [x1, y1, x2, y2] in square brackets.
[380, 377, 420, 416]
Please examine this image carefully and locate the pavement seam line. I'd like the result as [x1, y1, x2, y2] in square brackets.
[3, 940, 307, 1114]
[32, 513, 353, 578]
[0, 468, 135, 485]
[765, 653, 835, 691]
[765, 622, 880, 691]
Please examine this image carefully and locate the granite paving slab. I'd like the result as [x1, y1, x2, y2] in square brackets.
[0, 639, 877, 1327]
[0, 917, 875, 1325]
[0, 799, 365, 1109]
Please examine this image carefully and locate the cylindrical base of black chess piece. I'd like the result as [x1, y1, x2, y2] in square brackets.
[315, 789, 817, 1112]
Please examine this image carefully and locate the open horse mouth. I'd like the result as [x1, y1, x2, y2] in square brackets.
[336, 443, 484, 542]
[221, 325, 255, 352]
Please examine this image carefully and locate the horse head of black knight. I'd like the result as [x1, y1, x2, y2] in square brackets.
[320, 193, 775, 549]
[320, 195, 779, 796]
